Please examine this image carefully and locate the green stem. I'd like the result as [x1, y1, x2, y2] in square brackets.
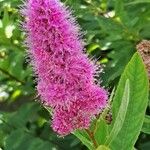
[85, 129, 98, 149]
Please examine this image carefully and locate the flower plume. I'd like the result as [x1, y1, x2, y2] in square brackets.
[22, 0, 108, 135]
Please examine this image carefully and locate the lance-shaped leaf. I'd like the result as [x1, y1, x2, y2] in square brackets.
[107, 53, 149, 150]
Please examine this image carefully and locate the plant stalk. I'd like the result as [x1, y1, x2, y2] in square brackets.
[85, 129, 98, 149]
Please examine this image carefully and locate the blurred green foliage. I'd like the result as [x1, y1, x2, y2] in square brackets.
[0, 0, 150, 149]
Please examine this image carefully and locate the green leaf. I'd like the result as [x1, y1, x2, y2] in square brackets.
[5, 129, 54, 150]
[2, 8, 9, 27]
[94, 118, 108, 145]
[73, 130, 94, 150]
[114, 0, 131, 27]
[94, 87, 115, 145]
[103, 41, 135, 85]
[7, 102, 40, 128]
[141, 115, 150, 134]
[115, 0, 124, 17]
[97, 16, 123, 35]
[126, 0, 150, 5]
[105, 79, 130, 145]
[87, 43, 100, 53]
[108, 53, 149, 150]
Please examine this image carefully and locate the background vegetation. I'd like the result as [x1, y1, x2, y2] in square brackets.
[0, 0, 150, 149]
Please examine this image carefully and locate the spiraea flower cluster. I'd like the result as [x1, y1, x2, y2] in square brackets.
[22, 0, 108, 135]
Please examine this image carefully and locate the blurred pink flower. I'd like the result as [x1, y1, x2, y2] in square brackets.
[22, 0, 108, 135]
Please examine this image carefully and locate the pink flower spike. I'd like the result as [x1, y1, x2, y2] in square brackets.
[22, 0, 108, 135]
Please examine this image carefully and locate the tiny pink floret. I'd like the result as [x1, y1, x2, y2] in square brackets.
[22, 0, 108, 135]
